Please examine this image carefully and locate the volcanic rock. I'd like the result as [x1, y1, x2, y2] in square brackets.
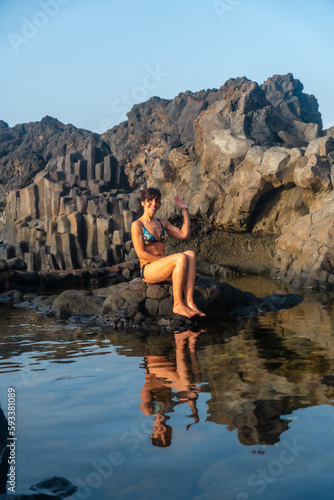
[1, 73, 334, 289]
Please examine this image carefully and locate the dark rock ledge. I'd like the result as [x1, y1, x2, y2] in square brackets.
[0, 257, 139, 293]
[0, 259, 303, 332]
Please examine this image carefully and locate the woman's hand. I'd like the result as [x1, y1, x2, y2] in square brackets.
[164, 194, 190, 240]
[174, 195, 188, 211]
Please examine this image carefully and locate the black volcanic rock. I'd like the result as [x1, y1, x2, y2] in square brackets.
[261, 73, 322, 127]
[0, 74, 323, 203]
[101, 88, 228, 187]
[0, 262, 304, 332]
[101, 74, 323, 192]
[0, 115, 109, 206]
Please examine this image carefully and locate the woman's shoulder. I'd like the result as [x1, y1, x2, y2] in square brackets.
[132, 219, 143, 230]
[132, 218, 143, 225]
[158, 217, 169, 227]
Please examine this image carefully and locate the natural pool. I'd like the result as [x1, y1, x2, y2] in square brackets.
[0, 276, 334, 500]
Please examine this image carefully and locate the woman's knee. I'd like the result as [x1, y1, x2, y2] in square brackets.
[175, 252, 188, 266]
[184, 250, 196, 260]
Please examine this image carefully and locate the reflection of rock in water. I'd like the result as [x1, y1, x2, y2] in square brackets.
[0, 406, 9, 494]
[201, 302, 334, 445]
[30, 476, 77, 497]
[233, 400, 291, 446]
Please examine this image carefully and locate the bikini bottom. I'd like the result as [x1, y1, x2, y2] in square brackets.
[140, 262, 151, 280]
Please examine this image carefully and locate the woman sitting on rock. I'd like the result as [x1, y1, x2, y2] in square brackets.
[131, 187, 205, 319]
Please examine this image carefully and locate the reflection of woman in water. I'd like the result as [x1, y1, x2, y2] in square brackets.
[131, 187, 205, 319]
[140, 330, 203, 447]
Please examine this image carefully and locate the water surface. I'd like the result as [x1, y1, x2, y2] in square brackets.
[0, 276, 334, 499]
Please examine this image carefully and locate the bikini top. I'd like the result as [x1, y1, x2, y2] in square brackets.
[138, 218, 168, 245]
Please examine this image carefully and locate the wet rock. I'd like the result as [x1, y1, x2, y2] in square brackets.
[34, 295, 57, 314]
[22, 293, 39, 301]
[0, 289, 24, 303]
[70, 295, 104, 317]
[48, 290, 93, 319]
[66, 316, 95, 324]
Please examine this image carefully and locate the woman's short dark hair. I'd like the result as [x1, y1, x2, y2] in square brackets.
[151, 423, 172, 447]
[140, 187, 161, 202]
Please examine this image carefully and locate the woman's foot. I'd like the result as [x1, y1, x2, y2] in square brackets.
[187, 302, 206, 317]
[174, 329, 202, 340]
[173, 304, 198, 319]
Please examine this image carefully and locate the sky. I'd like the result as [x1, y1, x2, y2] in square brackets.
[1, 0, 334, 134]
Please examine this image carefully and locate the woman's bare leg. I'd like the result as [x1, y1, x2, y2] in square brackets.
[183, 251, 206, 317]
[143, 253, 197, 318]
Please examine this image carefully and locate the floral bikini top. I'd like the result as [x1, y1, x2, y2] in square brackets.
[138, 218, 168, 245]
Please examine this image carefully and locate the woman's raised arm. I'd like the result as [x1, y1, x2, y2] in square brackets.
[164, 195, 190, 240]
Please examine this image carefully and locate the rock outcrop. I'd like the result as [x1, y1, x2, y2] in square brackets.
[1, 73, 334, 289]
[0, 263, 303, 331]
[0, 258, 139, 296]
[1, 143, 137, 270]
[0, 116, 107, 208]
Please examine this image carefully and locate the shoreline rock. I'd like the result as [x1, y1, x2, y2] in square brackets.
[0, 258, 303, 332]
[0, 258, 140, 295]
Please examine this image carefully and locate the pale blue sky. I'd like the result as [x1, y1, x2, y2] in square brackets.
[1, 0, 334, 133]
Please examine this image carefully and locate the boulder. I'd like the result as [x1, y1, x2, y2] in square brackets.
[258, 147, 295, 187]
[95, 277, 302, 331]
[293, 155, 332, 192]
[48, 290, 94, 319]
[305, 136, 334, 157]
[261, 73, 322, 128]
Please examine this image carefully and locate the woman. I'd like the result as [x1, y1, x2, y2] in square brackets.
[131, 187, 205, 318]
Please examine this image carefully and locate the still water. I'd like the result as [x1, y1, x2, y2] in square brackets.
[0, 276, 334, 500]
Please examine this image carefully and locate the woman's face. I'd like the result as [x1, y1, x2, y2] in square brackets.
[142, 197, 161, 215]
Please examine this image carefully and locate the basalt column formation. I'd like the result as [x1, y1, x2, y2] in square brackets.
[1, 144, 140, 271]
